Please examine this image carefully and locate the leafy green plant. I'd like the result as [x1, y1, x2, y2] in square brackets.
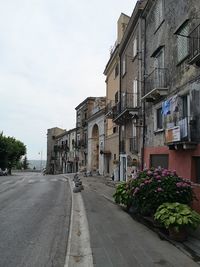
[113, 182, 133, 209]
[154, 202, 200, 232]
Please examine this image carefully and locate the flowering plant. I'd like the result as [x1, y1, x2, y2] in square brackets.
[113, 182, 133, 209]
[131, 168, 194, 215]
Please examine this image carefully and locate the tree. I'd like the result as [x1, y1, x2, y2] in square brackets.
[0, 133, 26, 174]
[22, 155, 29, 170]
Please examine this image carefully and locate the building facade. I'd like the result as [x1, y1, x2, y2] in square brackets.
[75, 97, 106, 173]
[46, 127, 66, 174]
[142, 0, 200, 210]
[115, 1, 146, 181]
[87, 98, 106, 175]
[46, 127, 78, 174]
[104, 13, 130, 180]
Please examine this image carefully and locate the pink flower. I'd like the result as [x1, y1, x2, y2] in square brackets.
[156, 175, 161, 180]
[133, 187, 140, 195]
[157, 187, 163, 192]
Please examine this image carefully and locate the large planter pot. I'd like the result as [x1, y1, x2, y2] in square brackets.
[168, 227, 188, 242]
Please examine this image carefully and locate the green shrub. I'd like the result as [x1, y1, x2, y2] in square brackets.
[113, 182, 133, 209]
[154, 202, 200, 232]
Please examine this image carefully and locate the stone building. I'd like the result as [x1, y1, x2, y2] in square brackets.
[46, 127, 66, 174]
[66, 127, 78, 173]
[142, 0, 200, 210]
[114, 1, 146, 181]
[104, 13, 130, 180]
[87, 97, 106, 175]
[46, 127, 78, 174]
[75, 97, 105, 173]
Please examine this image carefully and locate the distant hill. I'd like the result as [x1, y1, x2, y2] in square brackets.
[28, 160, 46, 170]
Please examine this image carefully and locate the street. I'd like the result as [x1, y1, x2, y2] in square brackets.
[81, 175, 200, 267]
[0, 172, 200, 267]
[0, 172, 71, 267]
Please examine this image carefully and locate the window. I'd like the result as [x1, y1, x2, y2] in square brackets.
[154, 47, 164, 69]
[150, 154, 168, 169]
[133, 124, 136, 137]
[155, 107, 163, 130]
[133, 38, 137, 58]
[153, 48, 165, 88]
[114, 63, 119, 78]
[113, 126, 117, 134]
[115, 91, 118, 103]
[154, 0, 164, 31]
[133, 79, 138, 107]
[177, 22, 189, 63]
[122, 56, 126, 76]
[182, 95, 188, 118]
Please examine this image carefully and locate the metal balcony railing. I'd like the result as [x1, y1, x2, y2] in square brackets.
[144, 68, 169, 96]
[189, 24, 200, 63]
[121, 92, 139, 111]
[105, 100, 115, 116]
[129, 137, 138, 152]
[112, 103, 120, 119]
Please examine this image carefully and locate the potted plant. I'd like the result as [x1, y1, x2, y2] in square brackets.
[154, 202, 200, 242]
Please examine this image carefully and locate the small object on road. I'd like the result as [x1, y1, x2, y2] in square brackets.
[73, 185, 82, 193]
[75, 181, 82, 186]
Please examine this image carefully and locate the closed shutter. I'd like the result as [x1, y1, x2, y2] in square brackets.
[177, 24, 189, 62]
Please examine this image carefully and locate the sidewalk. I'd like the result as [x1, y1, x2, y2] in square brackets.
[80, 174, 200, 266]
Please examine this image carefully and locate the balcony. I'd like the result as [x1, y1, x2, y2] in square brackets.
[129, 137, 139, 153]
[105, 100, 116, 118]
[165, 116, 197, 150]
[113, 93, 139, 125]
[77, 139, 87, 149]
[188, 24, 200, 65]
[142, 68, 169, 102]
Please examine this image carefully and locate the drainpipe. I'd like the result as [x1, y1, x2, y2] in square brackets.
[118, 53, 122, 181]
[141, 16, 146, 170]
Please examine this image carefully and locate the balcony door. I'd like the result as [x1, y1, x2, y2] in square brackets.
[120, 154, 127, 181]
[154, 48, 164, 87]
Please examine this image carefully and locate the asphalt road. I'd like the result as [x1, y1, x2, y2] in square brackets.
[0, 172, 71, 267]
[82, 176, 199, 267]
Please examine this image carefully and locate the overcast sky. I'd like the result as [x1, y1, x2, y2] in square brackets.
[0, 0, 136, 160]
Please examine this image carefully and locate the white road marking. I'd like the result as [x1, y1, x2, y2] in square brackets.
[64, 176, 93, 267]
[28, 179, 35, 183]
[1, 181, 12, 185]
[50, 178, 58, 182]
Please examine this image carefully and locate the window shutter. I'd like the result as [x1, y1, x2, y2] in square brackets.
[154, 0, 163, 30]
[133, 80, 138, 108]
[122, 57, 126, 75]
[177, 24, 189, 62]
[133, 38, 137, 57]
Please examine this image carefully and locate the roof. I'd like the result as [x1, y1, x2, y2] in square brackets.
[75, 97, 96, 110]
